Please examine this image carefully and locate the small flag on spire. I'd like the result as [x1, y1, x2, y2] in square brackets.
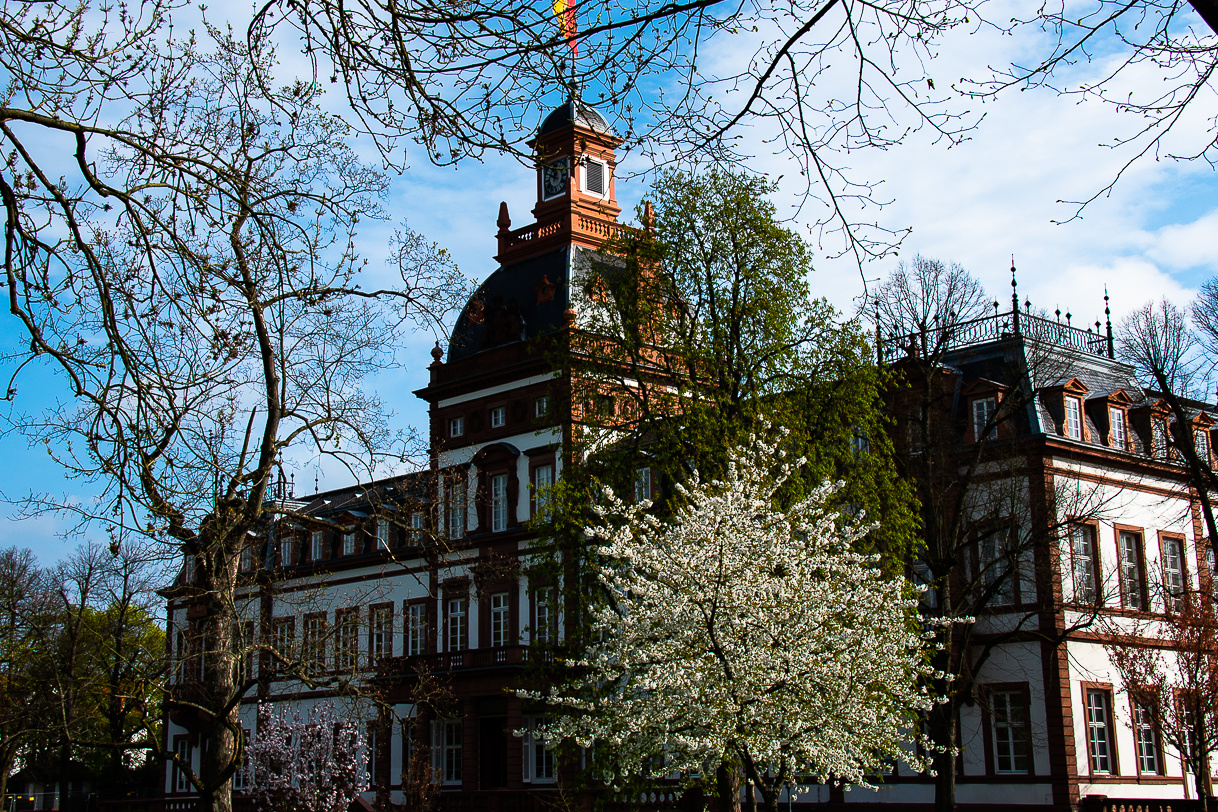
[553, 0, 578, 56]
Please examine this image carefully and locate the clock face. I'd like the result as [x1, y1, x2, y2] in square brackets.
[542, 158, 569, 200]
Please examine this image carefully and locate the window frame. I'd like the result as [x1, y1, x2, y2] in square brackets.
[449, 416, 464, 438]
[271, 616, 295, 673]
[980, 683, 1033, 776]
[490, 473, 509, 533]
[1110, 406, 1129, 450]
[369, 602, 394, 664]
[404, 599, 431, 656]
[310, 530, 325, 563]
[1116, 525, 1148, 611]
[444, 583, 469, 652]
[972, 396, 997, 443]
[489, 590, 511, 648]
[633, 466, 652, 504]
[521, 714, 557, 783]
[531, 582, 557, 644]
[1159, 531, 1188, 614]
[342, 529, 357, 557]
[301, 612, 327, 674]
[432, 718, 463, 785]
[580, 156, 610, 198]
[172, 736, 194, 794]
[334, 607, 360, 672]
[1082, 683, 1119, 776]
[1131, 696, 1163, 776]
[1069, 522, 1101, 606]
[534, 396, 550, 418]
[446, 478, 467, 540]
[489, 405, 506, 428]
[1065, 395, 1084, 441]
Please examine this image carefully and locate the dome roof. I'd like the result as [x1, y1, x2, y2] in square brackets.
[538, 100, 613, 136]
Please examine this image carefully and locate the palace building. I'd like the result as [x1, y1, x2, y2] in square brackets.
[161, 100, 1218, 812]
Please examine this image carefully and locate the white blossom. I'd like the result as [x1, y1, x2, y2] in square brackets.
[534, 432, 937, 807]
[247, 700, 370, 812]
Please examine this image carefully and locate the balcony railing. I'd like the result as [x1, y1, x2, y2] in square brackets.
[1079, 796, 1218, 812]
[877, 305, 1114, 364]
[380, 645, 554, 677]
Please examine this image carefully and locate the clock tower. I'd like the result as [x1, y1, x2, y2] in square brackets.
[494, 98, 624, 265]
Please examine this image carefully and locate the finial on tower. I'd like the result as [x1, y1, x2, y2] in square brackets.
[1011, 257, 1021, 335]
[1104, 285, 1115, 358]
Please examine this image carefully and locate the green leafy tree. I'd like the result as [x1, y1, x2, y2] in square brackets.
[531, 169, 917, 808]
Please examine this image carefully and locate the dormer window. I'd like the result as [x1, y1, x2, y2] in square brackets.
[581, 157, 609, 197]
[342, 530, 356, 556]
[1197, 429, 1211, 465]
[1152, 417, 1169, 457]
[972, 397, 997, 443]
[1109, 407, 1128, 450]
[1064, 397, 1083, 440]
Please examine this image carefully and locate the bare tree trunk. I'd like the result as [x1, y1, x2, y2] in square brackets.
[716, 762, 742, 812]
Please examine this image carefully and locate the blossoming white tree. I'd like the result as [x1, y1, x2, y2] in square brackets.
[538, 433, 937, 812]
[247, 701, 369, 812]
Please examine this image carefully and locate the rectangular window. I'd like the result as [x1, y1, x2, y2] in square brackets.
[447, 481, 466, 540]
[335, 609, 359, 672]
[311, 530, 325, 562]
[447, 597, 468, 652]
[279, 536, 292, 568]
[302, 614, 326, 673]
[407, 603, 427, 656]
[533, 586, 555, 644]
[342, 530, 356, 557]
[490, 592, 510, 648]
[1086, 690, 1114, 774]
[973, 396, 997, 442]
[1198, 429, 1211, 465]
[184, 551, 195, 583]
[522, 715, 556, 782]
[235, 621, 254, 683]
[377, 519, 391, 550]
[174, 738, 193, 793]
[433, 719, 462, 785]
[449, 416, 464, 438]
[240, 544, 253, 573]
[1065, 397, 1083, 440]
[367, 725, 379, 788]
[490, 406, 506, 428]
[1134, 700, 1161, 775]
[980, 532, 1014, 606]
[1163, 537, 1185, 613]
[491, 473, 508, 532]
[1071, 525, 1099, 605]
[634, 467, 652, 504]
[1120, 531, 1146, 610]
[410, 511, 425, 542]
[370, 604, 393, 662]
[533, 464, 554, 516]
[1153, 417, 1169, 456]
[535, 396, 550, 417]
[232, 728, 250, 791]
[582, 158, 607, 196]
[991, 690, 1029, 774]
[1110, 407, 1128, 450]
[272, 617, 295, 670]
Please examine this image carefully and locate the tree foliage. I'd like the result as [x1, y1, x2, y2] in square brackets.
[2, 17, 464, 812]
[561, 168, 916, 562]
[535, 432, 935, 812]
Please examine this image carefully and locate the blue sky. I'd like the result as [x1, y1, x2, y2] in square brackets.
[2, 1, 1216, 564]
